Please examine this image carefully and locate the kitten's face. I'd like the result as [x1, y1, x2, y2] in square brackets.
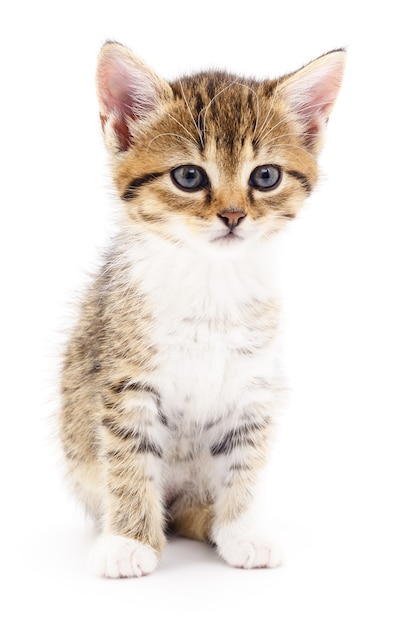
[97, 44, 344, 254]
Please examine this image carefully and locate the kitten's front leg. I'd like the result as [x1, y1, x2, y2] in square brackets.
[89, 383, 167, 578]
[210, 410, 281, 569]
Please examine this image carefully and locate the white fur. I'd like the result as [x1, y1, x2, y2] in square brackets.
[121, 222, 287, 506]
[89, 534, 158, 578]
[123, 228, 284, 422]
[212, 518, 282, 569]
[123, 220, 284, 410]
[210, 484, 283, 569]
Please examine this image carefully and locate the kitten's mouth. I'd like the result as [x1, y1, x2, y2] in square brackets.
[212, 232, 243, 244]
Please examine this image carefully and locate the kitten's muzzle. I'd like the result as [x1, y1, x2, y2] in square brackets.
[217, 209, 247, 231]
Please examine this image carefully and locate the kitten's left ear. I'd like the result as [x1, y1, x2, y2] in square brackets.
[96, 41, 172, 153]
[277, 49, 346, 153]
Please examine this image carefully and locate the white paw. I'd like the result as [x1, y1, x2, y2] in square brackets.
[89, 534, 159, 578]
[213, 525, 282, 569]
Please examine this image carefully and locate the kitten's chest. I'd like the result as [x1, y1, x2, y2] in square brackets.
[154, 315, 252, 417]
[140, 254, 281, 423]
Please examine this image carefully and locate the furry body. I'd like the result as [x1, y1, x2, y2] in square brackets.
[60, 43, 344, 576]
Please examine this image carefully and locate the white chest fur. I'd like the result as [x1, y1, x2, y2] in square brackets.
[125, 232, 284, 428]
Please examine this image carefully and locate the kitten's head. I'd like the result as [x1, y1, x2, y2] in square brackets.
[96, 42, 345, 254]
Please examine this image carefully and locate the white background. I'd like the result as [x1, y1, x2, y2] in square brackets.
[1, 1, 407, 624]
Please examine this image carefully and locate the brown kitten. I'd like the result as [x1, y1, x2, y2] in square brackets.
[60, 42, 345, 577]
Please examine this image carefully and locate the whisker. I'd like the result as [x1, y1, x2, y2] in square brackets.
[265, 142, 319, 165]
[262, 131, 316, 146]
[178, 80, 204, 149]
[289, 99, 335, 114]
[201, 81, 239, 140]
[148, 132, 198, 152]
[232, 81, 261, 138]
[255, 110, 296, 145]
[254, 87, 280, 143]
[164, 112, 200, 146]
[255, 98, 334, 146]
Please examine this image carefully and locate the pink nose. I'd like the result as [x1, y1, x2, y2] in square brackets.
[217, 210, 246, 230]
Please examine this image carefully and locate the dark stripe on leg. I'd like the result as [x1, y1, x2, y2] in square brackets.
[102, 417, 136, 441]
[102, 418, 163, 457]
[210, 420, 267, 456]
[109, 380, 160, 399]
[105, 381, 166, 426]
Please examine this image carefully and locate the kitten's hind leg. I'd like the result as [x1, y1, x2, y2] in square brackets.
[210, 413, 282, 569]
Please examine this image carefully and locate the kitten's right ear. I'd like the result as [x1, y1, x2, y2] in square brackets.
[96, 42, 171, 152]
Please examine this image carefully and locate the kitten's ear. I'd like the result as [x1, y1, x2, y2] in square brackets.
[277, 49, 346, 153]
[96, 42, 171, 152]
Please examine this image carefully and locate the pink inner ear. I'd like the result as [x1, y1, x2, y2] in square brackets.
[283, 53, 345, 148]
[99, 63, 136, 150]
[300, 83, 335, 143]
[305, 73, 341, 120]
[100, 64, 135, 116]
[297, 75, 341, 146]
[97, 48, 158, 151]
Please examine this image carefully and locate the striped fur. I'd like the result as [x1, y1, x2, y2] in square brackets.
[60, 42, 345, 577]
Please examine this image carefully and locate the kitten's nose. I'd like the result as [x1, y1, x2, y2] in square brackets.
[217, 209, 246, 230]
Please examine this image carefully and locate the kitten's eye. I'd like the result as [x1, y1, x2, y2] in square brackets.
[249, 165, 282, 190]
[171, 165, 208, 191]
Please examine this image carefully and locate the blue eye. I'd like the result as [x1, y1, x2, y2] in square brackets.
[249, 165, 282, 190]
[171, 165, 208, 191]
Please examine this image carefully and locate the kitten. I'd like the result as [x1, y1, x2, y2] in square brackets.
[60, 42, 345, 577]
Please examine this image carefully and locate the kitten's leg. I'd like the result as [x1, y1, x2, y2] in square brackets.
[210, 409, 281, 569]
[89, 383, 167, 578]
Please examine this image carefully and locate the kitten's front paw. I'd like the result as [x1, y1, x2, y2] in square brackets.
[213, 525, 282, 569]
[89, 534, 159, 578]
